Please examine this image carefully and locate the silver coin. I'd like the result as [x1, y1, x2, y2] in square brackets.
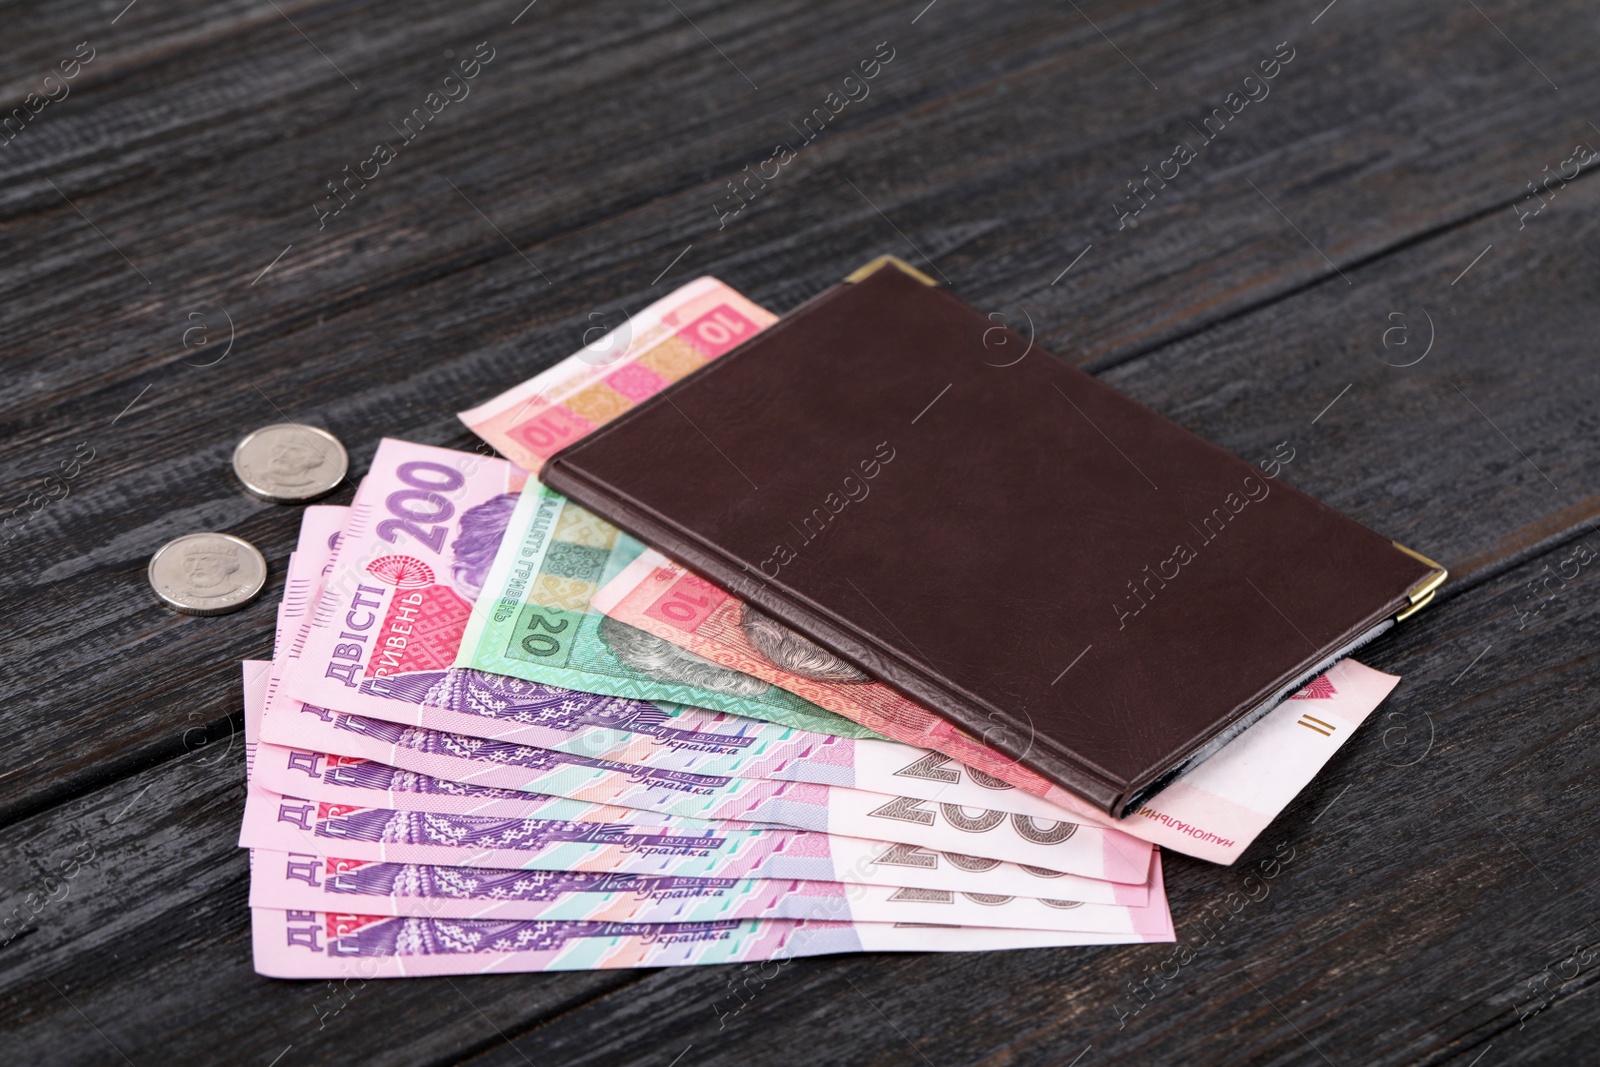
[147, 533, 268, 615]
[232, 423, 348, 503]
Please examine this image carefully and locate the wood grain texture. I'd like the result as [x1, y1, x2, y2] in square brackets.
[0, 0, 1596, 1063]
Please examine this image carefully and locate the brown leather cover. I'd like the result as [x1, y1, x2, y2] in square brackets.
[542, 263, 1441, 815]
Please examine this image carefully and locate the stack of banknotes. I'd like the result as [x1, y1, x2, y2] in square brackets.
[242, 278, 1400, 978]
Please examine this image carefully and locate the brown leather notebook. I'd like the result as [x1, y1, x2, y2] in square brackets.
[542, 257, 1447, 816]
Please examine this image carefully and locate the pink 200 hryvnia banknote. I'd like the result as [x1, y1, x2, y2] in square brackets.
[252, 908, 1167, 979]
[285, 438, 524, 721]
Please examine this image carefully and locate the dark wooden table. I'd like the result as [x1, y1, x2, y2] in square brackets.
[3, 1, 1597, 1063]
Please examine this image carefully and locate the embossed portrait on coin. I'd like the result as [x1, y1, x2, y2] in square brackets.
[597, 615, 768, 697]
[739, 605, 869, 683]
[266, 437, 325, 486]
[449, 493, 518, 601]
[182, 541, 241, 595]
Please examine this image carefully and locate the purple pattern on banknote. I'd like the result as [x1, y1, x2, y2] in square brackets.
[448, 494, 519, 601]
[358, 667, 757, 754]
[320, 860, 739, 901]
[290, 803, 729, 852]
[318, 704, 735, 793]
[324, 916, 742, 957]
[322, 759, 534, 801]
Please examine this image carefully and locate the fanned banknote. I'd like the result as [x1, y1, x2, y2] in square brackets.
[251, 652, 1157, 910]
[247, 848, 1171, 934]
[331, 674, 1085, 818]
[256, 643, 1147, 901]
[283, 439, 533, 723]
[594, 549, 1402, 864]
[248, 664, 1147, 906]
[454, 484, 879, 737]
[258, 688, 1150, 880]
[457, 277, 776, 471]
[275, 505, 348, 660]
[241, 777, 1150, 895]
[253, 908, 1168, 979]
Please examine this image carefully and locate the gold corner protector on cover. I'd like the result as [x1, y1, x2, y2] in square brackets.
[844, 255, 939, 287]
[1392, 541, 1448, 622]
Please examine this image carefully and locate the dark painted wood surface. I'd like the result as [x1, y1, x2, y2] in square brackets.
[1, 0, 1596, 1063]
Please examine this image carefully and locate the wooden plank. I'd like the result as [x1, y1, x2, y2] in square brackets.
[0, 0, 265, 104]
[3, 0, 1595, 410]
[1095, 159, 1600, 588]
